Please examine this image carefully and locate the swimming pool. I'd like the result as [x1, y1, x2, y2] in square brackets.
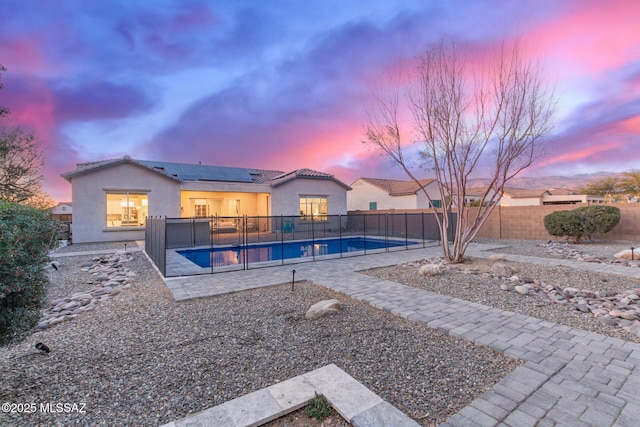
[177, 237, 420, 268]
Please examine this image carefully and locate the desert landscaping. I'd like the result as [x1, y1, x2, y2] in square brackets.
[1, 238, 639, 426]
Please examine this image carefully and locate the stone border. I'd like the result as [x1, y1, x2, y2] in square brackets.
[161, 364, 419, 427]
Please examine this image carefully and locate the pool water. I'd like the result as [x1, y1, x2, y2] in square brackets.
[177, 237, 419, 268]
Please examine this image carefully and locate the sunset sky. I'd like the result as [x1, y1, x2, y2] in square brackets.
[1, 0, 639, 202]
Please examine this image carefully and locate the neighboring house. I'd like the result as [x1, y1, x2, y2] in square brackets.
[347, 177, 441, 211]
[501, 187, 605, 206]
[463, 187, 605, 206]
[61, 156, 350, 243]
[50, 202, 72, 222]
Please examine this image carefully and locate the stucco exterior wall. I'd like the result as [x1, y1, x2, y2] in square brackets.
[71, 163, 181, 243]
[415, 182, 443, 208]
[500, 196, 542, 207]
[347, 180, 414, 210]
[271, 178, 348, 216]
[348, 179, 442, 210]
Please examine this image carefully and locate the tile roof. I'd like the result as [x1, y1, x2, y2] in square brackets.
[502, 187, 549, 198]
[270, 168, 351, 189]
[358, 177, 436, 196]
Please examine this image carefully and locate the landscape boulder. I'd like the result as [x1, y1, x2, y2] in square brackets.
[419, 264, 444, 276]
[614, 249, 640, 260]
[490, 262, 515, 277]
[305, 299, 342, 320]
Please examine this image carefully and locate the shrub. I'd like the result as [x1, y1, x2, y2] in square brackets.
[0, 201, 58, 345]
[544, 210, 583, 242]
[544, 205, 621, 243]
[572, 205, 621, 240]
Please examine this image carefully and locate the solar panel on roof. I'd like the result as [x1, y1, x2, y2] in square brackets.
[138, 160, 258, 183]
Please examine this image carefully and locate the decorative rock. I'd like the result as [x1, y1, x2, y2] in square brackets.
[419, 264, 443, 276]
[563, 287, 580, 296]
[37, 252, 137, 329]
[49, 317, 67, 326]
[598, 316, 618, 326]
[630, 322, 640, 337]
[614, 249, 640, 260]
[490, 262, 515, 277]
[575, 304, 591, 313]
[514, 286, 529, 295]
[621, 311, 639, 321]
[305, 299, 342, 320]
[61, 301, 80, 310]
[35, 321, 50, 330]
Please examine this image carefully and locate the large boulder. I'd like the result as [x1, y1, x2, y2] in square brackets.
[490, 262, 515, 277]
[419, 264, 443, 276]
[614, 249, 640, 260]
[305, 299, 342, 320]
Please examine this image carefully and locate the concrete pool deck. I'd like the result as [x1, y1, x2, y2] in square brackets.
[160, 242, 640, 426]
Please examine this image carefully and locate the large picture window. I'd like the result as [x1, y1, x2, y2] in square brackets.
[106, 193, 148, 228]
[299, 196, 327, 221]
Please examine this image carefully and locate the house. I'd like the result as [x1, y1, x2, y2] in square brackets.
[500, 187, 604, 206]
[347, 177, 441, 211]
[50, 202, 72, 222]
[461, 186, 605, 207]
[61, 156, 350, 243]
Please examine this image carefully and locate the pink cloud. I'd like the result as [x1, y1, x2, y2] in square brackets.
[0, 38, 47, 75]
[524, 1, 640, 78]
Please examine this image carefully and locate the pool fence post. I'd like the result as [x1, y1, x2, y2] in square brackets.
[421, 212, 424, 247]
[363, 213, 367, 255]
[405, 212, 408, 249]
[339, 214, 343, 258]
[312, 213, 316, 261]
[385, 213, 389, 252]
[210, 216, 214, 274]
[280, 215, 284, 266]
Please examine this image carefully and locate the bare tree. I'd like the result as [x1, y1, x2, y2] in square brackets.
[0, 127, 45, 203]
[0, 65, 46, 204]
[365, 39, 555, 263]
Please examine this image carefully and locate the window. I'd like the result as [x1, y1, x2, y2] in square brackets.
[193, 199, 209, 218]
[369, 202, 377, 211]
[431, 199, 441, 208]
[299, 196, 327, 221]
[106, 193, 148, 228]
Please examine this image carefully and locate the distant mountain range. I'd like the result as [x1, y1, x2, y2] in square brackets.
[467, 172, 618, 191]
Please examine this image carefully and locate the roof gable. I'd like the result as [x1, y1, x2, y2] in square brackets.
[271, 168, 351, 189]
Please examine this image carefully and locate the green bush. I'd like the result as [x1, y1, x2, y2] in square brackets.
[572, 205, 620, 240]
[0, 201, 58, 345]
[544, 205, 621, 243]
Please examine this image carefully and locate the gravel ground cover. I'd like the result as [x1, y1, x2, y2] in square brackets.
[0, 250, 519, 427]
[365, 255, 640, 344]
[475, 238, 635, 260]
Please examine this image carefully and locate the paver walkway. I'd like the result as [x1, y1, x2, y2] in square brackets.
[162, 243, 640, 426]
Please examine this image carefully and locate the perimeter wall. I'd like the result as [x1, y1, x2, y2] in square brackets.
[351, 204, 640, 242]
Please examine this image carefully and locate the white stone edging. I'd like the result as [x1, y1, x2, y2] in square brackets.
[160, 363, 419, 427]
